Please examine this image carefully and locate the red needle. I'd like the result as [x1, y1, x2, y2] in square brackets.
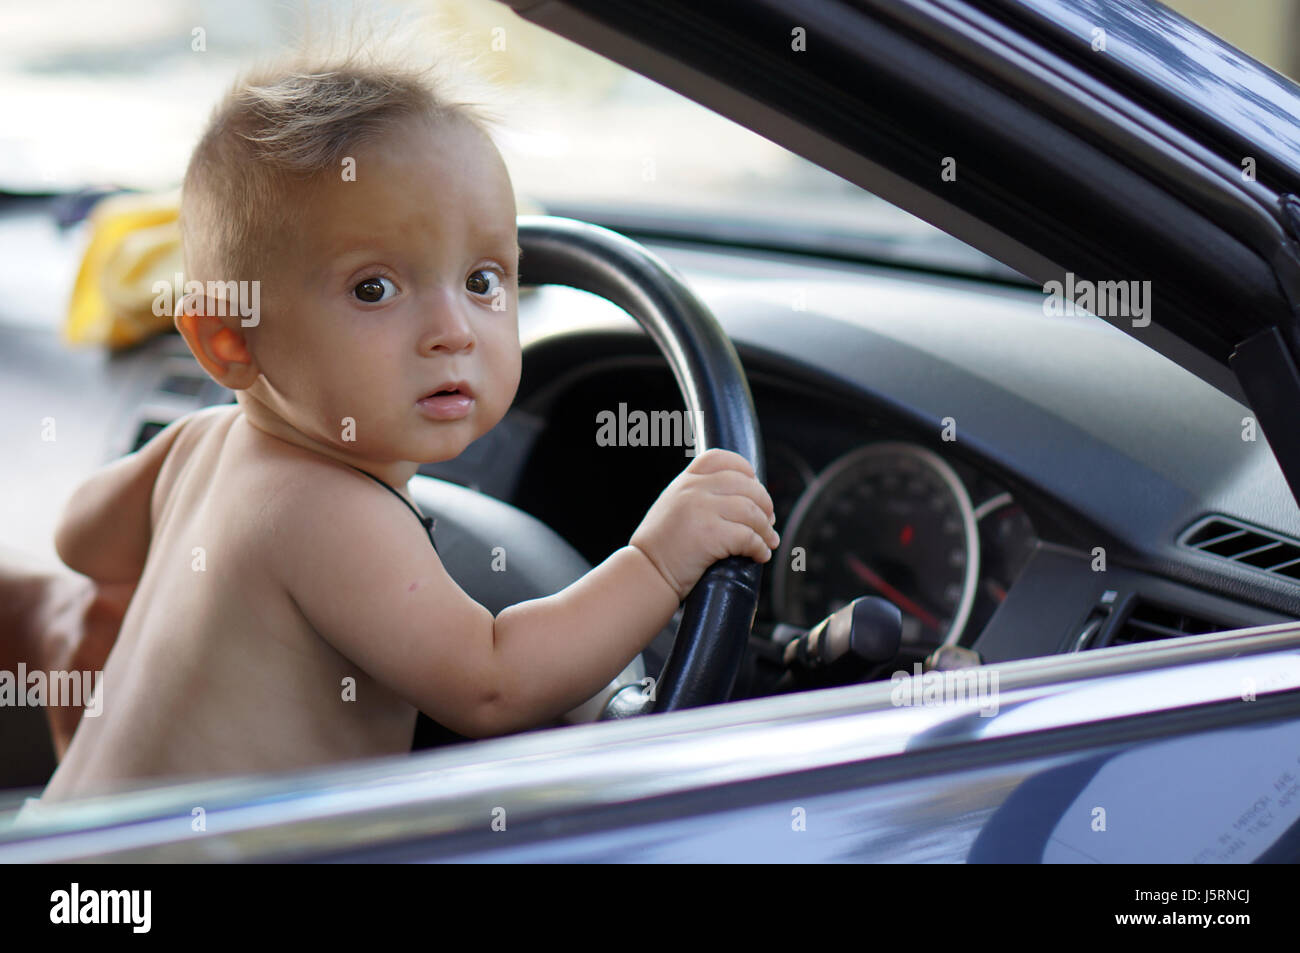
[845, 552, 942, 633]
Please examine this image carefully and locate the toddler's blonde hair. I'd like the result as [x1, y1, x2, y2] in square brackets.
[180, 31, 498, 289]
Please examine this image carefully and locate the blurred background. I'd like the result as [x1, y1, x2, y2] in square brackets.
[1, 0, 1294, 189]
[7, 0, 1295, 302]
[0, 0, 954, 251]
[0, 0, 1296, 321]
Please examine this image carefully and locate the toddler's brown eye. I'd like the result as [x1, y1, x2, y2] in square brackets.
[466, 269, 501, 297]
[354, 276, 395, 303]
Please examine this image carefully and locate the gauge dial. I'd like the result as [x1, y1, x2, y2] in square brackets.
[973, 493, 1037, 606]
[774, 442, 980, 647]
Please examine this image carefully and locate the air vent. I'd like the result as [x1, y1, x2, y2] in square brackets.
[1181, 517, 1300, 582]
[132, 420, 169, 452]
[1108, 601, 1228, 647]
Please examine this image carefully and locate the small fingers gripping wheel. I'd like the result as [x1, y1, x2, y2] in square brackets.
[517, 215, 765, 713]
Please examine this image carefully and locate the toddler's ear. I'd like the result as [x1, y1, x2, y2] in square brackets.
[174, 292, 260, 390]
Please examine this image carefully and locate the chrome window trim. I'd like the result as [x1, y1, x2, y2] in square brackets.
[4, 620, 1300, 862]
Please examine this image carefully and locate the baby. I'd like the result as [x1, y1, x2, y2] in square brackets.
[34, 56, 778, 804]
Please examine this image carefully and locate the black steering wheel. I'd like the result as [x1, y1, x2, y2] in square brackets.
[517, 215, 766, 711]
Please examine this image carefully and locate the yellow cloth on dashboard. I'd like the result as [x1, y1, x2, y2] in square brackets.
[63, 190, 183, 350]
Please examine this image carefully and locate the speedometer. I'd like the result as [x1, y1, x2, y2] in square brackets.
[773, 442, 980, 647]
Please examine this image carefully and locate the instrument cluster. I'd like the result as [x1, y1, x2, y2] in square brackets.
[762, 438, 1038, 650]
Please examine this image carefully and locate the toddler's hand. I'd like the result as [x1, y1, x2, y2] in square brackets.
[630, 448, 779, 601]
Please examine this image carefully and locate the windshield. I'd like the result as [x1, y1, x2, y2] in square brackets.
[7, 1, 1290, 280]
[0, 0, 1020, 278]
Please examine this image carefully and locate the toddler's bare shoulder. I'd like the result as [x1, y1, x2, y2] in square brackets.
[256, 461, 442, 611]
[150, 404, 244, 517]
[253, 455, 403, 547]
[156, 403, 243, 468]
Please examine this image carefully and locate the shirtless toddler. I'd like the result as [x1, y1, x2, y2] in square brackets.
[34, 57, 778, 804]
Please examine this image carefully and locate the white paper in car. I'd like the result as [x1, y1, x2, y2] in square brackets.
[1040, 657, 1300, 863]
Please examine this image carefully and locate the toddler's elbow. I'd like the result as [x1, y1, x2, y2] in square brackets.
[53, 511, 86, 575]
[450, 611, 532, 738]
[463, 690, 518, 739]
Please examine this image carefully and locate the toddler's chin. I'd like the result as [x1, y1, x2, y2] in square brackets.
[415, 435, 475, 465]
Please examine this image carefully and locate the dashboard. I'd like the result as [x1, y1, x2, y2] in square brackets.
[487, 353, 1045, 675]
[432, 332, 1283, 691]
[430, 240, 1300, 683]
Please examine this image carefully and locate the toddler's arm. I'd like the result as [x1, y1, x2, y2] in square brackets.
[277, 449, 777, 737]
[52, 409, 207, 583]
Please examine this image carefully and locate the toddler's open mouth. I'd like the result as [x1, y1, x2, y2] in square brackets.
[417, 381, 475, 420]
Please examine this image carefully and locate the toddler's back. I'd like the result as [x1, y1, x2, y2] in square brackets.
[42, 404, 420, 802]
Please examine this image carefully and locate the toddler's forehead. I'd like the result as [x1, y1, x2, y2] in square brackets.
[260, 118, 512, 253]
[334, 119, 509, 203]
[268, 179, 514, 277]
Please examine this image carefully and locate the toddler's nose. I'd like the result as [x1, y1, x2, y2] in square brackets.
[422, 300, 475, 353]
